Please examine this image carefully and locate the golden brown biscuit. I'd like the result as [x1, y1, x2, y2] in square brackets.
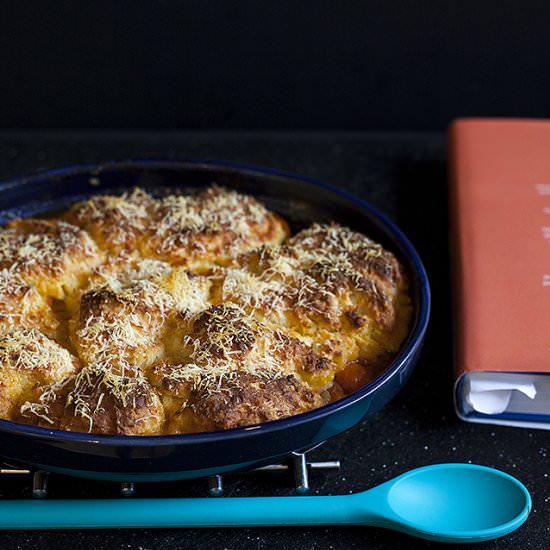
[22, 363, 164, 435]
[0, 328, 79, 420]
[70, 257, 213, 368]
[182, 372, 323, 431]
[0, 219, 102, 300]
[150, 304, 332, 432]
[71, 279, 172, 369]
[0, 269, 59, 337]
[0, 187, 412, 435]
[140, 186, 289, 267]
[221, 223, 411, 371]
[64, 188, 153, 256]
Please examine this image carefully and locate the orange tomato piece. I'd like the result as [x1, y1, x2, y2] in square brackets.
[335, 361, 376, 394]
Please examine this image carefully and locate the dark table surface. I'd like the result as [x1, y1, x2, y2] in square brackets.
[0, 130, 547, 550]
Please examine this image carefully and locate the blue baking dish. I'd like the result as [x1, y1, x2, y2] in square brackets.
[0, 160, 430, 481]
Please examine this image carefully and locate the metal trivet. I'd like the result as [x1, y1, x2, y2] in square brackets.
[0, 450, 340, 500]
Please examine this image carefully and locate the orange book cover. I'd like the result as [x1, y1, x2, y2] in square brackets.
[449, 118, 550, 428]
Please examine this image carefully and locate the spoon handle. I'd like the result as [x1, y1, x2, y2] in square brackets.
[0, 495, 377, 529]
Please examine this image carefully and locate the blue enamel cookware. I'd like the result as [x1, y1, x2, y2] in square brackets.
[0, 160, 430, 481]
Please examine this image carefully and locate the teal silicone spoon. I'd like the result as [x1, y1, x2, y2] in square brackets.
[0, 463, 530, 543]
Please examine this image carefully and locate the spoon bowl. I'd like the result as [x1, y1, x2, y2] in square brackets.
[378, 463, 532, 542]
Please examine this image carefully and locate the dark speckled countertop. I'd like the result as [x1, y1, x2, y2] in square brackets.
[0, 131, 547, 549]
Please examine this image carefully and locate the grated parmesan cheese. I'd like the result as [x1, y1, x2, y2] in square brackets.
[1, 187, 411, 435]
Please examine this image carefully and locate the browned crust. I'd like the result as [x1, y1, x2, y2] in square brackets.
[185, 372, 324, 430]
[0, 328, 79, 420]
[64, 188, 153, 255]
[0, 219, 102, 300]
[22, 365, 164, 435]
[1, 187, 412, 435]
[140, 186, 289, 266]
[71, 280, 170, 368]
[226, 223, 406, 327]
[0, 271, 59, 337]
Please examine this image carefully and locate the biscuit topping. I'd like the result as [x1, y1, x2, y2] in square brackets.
[0, 186, 411, 435]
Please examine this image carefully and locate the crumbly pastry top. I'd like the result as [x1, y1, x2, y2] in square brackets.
[0, 219, 102, 300]
[0, 185, 412, 435]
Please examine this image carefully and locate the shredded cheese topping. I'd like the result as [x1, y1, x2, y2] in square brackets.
[0, 328, 76, 380]
[223, 223, 394, 326]
[69, 188, 151, 246]
[75, 281, 171, 368]
[161, 305, 303, 396]
[69, 363, 155, 430]
[0, 268, 34, 323]
[1, 220, 97, 264]
[153, 186, 273, 257]
[0, 186, 410, 435]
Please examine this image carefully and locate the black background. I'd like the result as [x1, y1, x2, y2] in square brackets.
[1, 1, 550, 130]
